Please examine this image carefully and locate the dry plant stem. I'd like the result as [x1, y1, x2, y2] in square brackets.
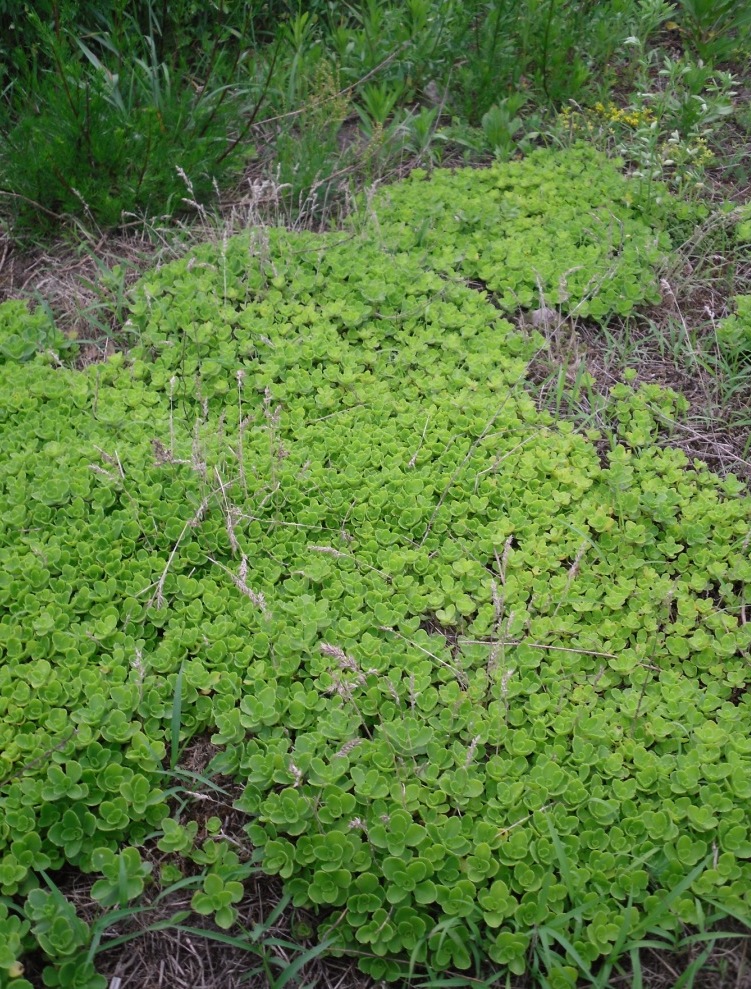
[207, 554, 269, 616]
[419, 397, 514, 547]
[0, 729, 79, 787]
[458, 637, 616, 659]
[659, 276, 696, 359]
[214, 466, 241, 555]
[473, 433, 540, 492]
[379, 625, 468, 687]
[497, 804, 554, 840]
[487, 577, 509, 698]
[0, 188, 65, 220]
[149, 498, 209, 608]
[655, 412, 751, 472]
[307, 544, 391, 582]
[551, 540, 589, 619]
[408, 415, 430, 468]
[236, 370, 248, 498]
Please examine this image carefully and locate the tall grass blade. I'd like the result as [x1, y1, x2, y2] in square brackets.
[170, 660, 185, 769]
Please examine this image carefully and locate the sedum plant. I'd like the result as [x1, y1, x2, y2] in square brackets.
[0, 301, 69, 365]
[0, 156, 750, 981]
[361, 144, 679, 319]
[715, 295, 751, 362]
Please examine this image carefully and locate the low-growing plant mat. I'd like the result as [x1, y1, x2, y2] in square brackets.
[361, 143, 695, 320]
[525, 307, 751, 487]
[2, 156, 751, 987]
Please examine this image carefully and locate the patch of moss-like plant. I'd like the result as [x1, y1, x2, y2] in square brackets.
[361, 144, 691, 320]
[0, 300, 69, 364]
[1, 222, 750, 981]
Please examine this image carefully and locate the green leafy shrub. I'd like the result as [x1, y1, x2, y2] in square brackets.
[556, 56, 736, 197]
[0, 12, 251, 233]
[1, 170, 751, 982]
[362, 144, 674, 319]
[429, 0, 634, 122]
[673, 0, 751, 62]
[437, 93, 541, 161]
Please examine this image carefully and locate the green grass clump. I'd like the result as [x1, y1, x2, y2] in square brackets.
[364, 144, 688, 320]
[0, 10, 252, 235]
[1, 178, 751, 984]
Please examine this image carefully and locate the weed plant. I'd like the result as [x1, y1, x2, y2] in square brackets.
[557, 52, 738, 199]
[3, 0, 750, 241]
[671, 0, 751, 63]
[1, 151, 751, 985]
[0, 7, 256, 234]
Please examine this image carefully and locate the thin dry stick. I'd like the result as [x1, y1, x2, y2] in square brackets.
[497, 536, 514, 587]
[497, 803, 554, 839]
[236, 370, 248, 498]
[486, 577, 506, 688]
[237, 512, 334, 533]
[660, 275, 699, 365]
[473, 433, 539, 491]
[213, 466, 240, 555]
[308, 404, 365, 424]
[379, 625, 468, 688]
[551, 540, 589, 620]
[408, 415, 431, 468]
[208, 554, 269, 617]
[420, 398, 513, 547]
[653, 412, 751, 472]
[149, 498, 209, 608]
[0, 189, 65, 219]
[308, 545, 391, 582]
[458, 638, 616, 659]
[630, 668, 652, 738]
[0, 729, 79, 787]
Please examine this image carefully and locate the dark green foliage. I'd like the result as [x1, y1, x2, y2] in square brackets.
[0, 0, 649, 238]
[0, 10, 251, 233]
[0, 1, 302, 86]
[673, 0, 751, 62]
[440, 0, 635, 122]
[1, 151, 751, 980]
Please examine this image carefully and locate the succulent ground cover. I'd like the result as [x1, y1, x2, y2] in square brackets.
[1, 149, 751, 987]
[363, 144, 696, 319]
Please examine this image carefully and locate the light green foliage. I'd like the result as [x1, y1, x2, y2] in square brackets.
[89, 847, 152, 907]
[738, 205, 751, 245]
[364, 145, 672, 319]
[1, 160, 751, 981]
[0, 899, 30, 984]
[0, 301, 68, 364]
[715, 295, 751, 366]
[24, 888, 91, 959]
